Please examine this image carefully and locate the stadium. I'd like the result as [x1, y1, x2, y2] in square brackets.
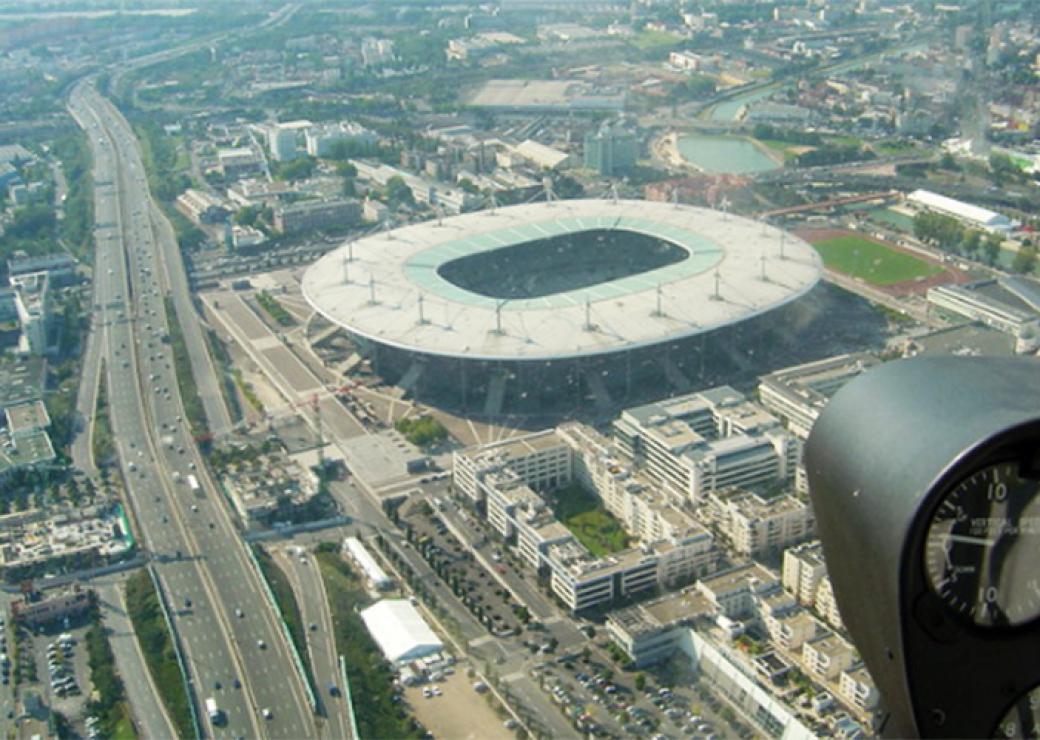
[302, 199, 822, 415]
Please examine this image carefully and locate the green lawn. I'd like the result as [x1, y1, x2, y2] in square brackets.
[812, 235, 942, 286]
[551, 486, 630, 557]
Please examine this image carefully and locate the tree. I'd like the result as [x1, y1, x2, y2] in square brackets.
[635, 673, 646, 691]
[984, 233, 1002, 265]
[939, 152, 959, 171]
[274, 156, 316, 181]
[1012, 244, 1037, 274]
[960, 229, 982, 257]
[384, 175, 414, 206]
[234, 206, 259, 227]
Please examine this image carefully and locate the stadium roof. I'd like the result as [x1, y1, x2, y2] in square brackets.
[302, 199, 821, 362]
[359, 599, 443, 664]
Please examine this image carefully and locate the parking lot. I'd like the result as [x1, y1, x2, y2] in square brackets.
[401, 502, 525, 638]
[404, 669, 515, 740]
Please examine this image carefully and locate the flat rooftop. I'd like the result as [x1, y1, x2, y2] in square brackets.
[302, 199, 820, 361]
[0, 358, 45, 412]
[5, 400, 49, 434]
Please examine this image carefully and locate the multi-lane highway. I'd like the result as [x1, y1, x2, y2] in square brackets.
[68, 81, 315, 739]
[277, 548, 354, 739]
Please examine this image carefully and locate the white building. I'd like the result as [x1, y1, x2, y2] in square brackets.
[342, 537, 392, 590]
[927, 281, 1040, 342]
[839, 666, 879, 711]
[613, 386, 798, 503]
[359, 600, 443, 664]
[361, 38, 396, 67]
[782, 541, 827, 605]
[802, 632, 856, 681]
[696, 563, 780, 619]
[9, 271, 49, 355]
[709, 490, 815, 557]
[908, 189, 1015, 233]
[512, 139, 573, 170]
[304, 122, 377, 158]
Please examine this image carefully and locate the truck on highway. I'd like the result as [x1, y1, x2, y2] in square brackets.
[186, 474, 200, 492]
[205, 697, 223, 725]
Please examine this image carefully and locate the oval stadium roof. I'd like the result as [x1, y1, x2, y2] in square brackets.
[302, 199, 822, 362]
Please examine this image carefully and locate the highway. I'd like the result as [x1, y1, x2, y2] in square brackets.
[68, 81, 315, 739]
[276, 548, 354, 740]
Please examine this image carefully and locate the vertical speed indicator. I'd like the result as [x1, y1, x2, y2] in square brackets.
[924, 460, 1040, 628]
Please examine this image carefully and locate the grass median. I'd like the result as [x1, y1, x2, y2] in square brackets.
[85, 601, 136, 740]
[125, 570, 193, 739]
[164, 296, 209, 441]
[255, 290, 295, 327]
[314, 549, 421, 740]
[92, 361, 116, 466]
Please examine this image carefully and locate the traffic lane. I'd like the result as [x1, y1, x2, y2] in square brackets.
[278, 550, 352, 738]
[106, 129, 312, 736]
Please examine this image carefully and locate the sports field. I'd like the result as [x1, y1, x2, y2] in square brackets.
[811, 234, 942, 286]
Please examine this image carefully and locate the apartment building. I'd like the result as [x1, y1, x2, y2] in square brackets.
[803, 632, 856, 681]
[696, 562, 780, 619]
[782, 540, 828, 604]
[710, 490, 815, 556]
[613, 386, 797, 502]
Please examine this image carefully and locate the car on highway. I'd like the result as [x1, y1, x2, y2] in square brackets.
[261, 708, 273, 720]
[257, 639, 266, 649]
[235, 608, 244, 618]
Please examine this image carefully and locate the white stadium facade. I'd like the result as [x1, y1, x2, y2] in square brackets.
[302, 199, 822, 415]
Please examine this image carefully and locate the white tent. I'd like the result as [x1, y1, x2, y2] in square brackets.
[360, 600, 443, 664]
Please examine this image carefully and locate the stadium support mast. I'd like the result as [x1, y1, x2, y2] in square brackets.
[652, 283, 664, 317]
[348, 239, 355, 261]
[760, 253, 768, 282]
[671, 187, 679, 209]
[584, 297, 594, 331]
[368, 276, 377, 305]
[342, 255, 350, 284]
[417, 294, 427, 325]
[542, 177, 555, 204]
[492, 299, 506, 335]
[610, 183, 620, 205]
[780, 231, 787, 260]
[711, 269, 721, 301]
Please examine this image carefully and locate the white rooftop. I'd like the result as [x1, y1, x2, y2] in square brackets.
[360, 599, 443, 664]
[908, 189, 1010, 228]
[302, 199, 821, 361]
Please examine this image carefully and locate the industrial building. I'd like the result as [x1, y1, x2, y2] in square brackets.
[302, 199, 821, 414]
[359, 599, 443, 665]
[758, 353, 879, 439]
[273, 197, 361, 235]
[175, 188, 230, 225]
[584, 121, 638, 176]
[927, 279, 1040, 349]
